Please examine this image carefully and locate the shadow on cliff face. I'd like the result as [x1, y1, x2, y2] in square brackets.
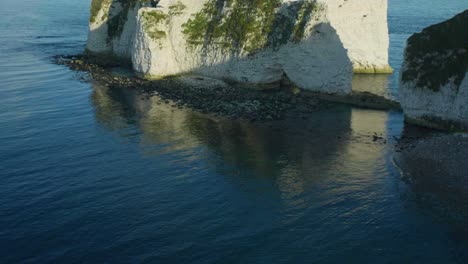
[176, 1, 352, 91]
[89, 81, 405, 203]
[86, 0, 399, 97]
[88, 1, 353, 92]
[87, 0, 152, 61]
[178, 21, 352, 92]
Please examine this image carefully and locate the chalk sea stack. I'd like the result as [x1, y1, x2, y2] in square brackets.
[86, 0, 391, 94]
[400, 10, 468, 131]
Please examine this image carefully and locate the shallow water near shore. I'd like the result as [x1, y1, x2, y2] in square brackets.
[1, 0, 468, 263]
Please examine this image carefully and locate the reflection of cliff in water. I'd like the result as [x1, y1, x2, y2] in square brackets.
[91, 82, 137, 131]
[89, 82, 405, 209]
[352, 74, 394, 99]
[89, 81, 354, 173]
[90, 82, 203, 153]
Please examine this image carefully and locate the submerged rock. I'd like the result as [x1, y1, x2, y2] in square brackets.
[400, 10, 468, 131]
[86, 0, 391, 94]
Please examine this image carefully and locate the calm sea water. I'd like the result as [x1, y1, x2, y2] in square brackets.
[0, 0, 467, 263]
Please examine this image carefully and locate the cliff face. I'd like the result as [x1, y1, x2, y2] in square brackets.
[87, 0, 149, 59]
[132, 0, 354, 94]
[86, 0, 391, 94]
[325, 0, 391, 73]
[400, 10, 468, 130]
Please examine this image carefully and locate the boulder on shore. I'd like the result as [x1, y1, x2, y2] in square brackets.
[400, 10, 468, 131]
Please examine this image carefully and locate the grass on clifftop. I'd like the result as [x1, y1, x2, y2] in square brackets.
[142, 2, 186, 45]
[181, 0, 322, 54]
[402, 10, 468, 92]
[142, 10, 168, 41]
[90, 0, 111, 23]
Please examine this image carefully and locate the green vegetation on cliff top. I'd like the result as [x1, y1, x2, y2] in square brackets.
[92, 0, 322, 51]
[181, 0, 321, 54]
[90, 0, 111, 23]
[168, 1, 187, 16]
[142, 10, 168, 41]
[142, 2, 186, 43]
[402, 10, 468, 92]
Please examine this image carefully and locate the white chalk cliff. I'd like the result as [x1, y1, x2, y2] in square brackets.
[86, 0, 392, 94]
[87, 0, 149, 59]
[400, 10, 468, 130]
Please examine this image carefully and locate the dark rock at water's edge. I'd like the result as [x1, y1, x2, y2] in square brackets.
[308, 91, 401, 111]
[55, 54, 399, 122]
[394, 128, 468, 227]
[55, 55, 326, 122]
[400, 10, 468, 131]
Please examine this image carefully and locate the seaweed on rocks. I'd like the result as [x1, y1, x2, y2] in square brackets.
[55, 55, 328, 122]
[402, 10, 468, 92]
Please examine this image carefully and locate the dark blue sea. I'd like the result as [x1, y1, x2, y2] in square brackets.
[0, 0, 467, 263]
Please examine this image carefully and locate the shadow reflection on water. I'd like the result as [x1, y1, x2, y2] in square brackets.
[89, 81, 404, 201]
[84, 81, 468, 262]
[352, 73, 394, 99]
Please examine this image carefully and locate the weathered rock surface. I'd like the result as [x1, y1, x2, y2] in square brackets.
[86, 0, 391, 94]
[57, 54, 331, 121]
[325, 0, 391, 74]
[400, 10, 468, 131]
[87, 0, 150, 59]
[133, 0, 353, 94]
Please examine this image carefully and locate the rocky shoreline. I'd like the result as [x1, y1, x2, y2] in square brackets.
[56, 54, 468, 220]
[57, 54, 330, 122]
[394, 131, 468, 225]
[55, 54, 400, 122]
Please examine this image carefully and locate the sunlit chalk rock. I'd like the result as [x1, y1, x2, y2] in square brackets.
[325, 0, 392, 74]
[86, 0, 392, 94]
[400, 10, 468, 131]
[132, 0, 356, 94]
